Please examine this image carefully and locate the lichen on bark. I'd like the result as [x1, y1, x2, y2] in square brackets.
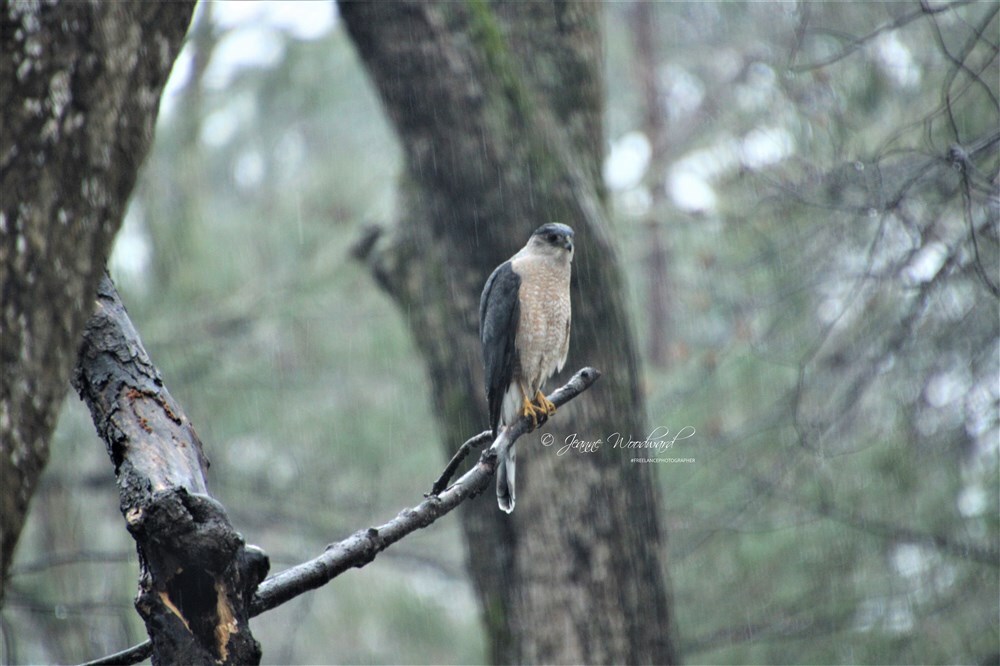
[0, 0, 196, 602]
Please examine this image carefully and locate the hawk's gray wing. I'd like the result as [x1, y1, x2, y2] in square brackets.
[479, 260, 520, 436]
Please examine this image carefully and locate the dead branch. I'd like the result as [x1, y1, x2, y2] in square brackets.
[427, 430, 493, 496]
[76, 273, 599, 665]
[73, 275, 268, 666]
[251, 366, 601, 615]
[423, 372, 602, 498]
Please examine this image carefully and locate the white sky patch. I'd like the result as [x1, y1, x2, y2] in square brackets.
[673, 135, 741, 181]
[663, 128, 746, 214]
[659, 63, 704, 121]
[902, 241, 948, 285]
[892, 543, 926, 578]
[201, 107, 239, 147]
[159, 43, 194, 118]
[817, 296, 844, 325]
[925, 368, 970, 408]
[161, 2, 336, 102]
[199, 93, 255, 148]
[205, 27, 285, 89]
[608, 105, 792, 215]
[874, 32, 921, 88]
[735, 62, 777, 111]
[957, 484, 987, 517]
[740, 126, 795, 169]
[234, 149, 265, 190]
[664, 124, 793, 213]
[212, 1, 336, 41]
[110, 202, 152, 288]
[668, 171, 717, 213]
[604, 131, 651, 191]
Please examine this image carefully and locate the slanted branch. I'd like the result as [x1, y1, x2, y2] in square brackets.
[76, 275, 599, 666]
[426, 369, 600, 497]
[252, 366, 600, 615]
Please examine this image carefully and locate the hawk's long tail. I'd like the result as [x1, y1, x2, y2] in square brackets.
[496, 442, 516, 513]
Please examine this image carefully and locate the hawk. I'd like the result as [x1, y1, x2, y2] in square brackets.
[479, 223, 574, 513]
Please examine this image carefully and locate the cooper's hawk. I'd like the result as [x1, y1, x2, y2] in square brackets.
[479, 223, 574, 513]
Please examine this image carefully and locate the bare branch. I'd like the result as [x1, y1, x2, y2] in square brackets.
[790, 0, 979, 72]
[8, 550, 133, 576]
[79, 641, 152, 666]
[251, 367, 601, 616]
[427, 430, 492, 496]
[954, 143, 1000, 297]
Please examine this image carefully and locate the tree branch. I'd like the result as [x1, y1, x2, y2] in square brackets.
[427, 430, 493, 497]
[73, 275, 268, 666]
[425, 376, 601, 498]
[76, 277, 599, 666]
[789, 0, 978, 72]
[251, 367, 600, 615]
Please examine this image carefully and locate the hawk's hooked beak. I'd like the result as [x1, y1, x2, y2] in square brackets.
[563, 238, 574, 252]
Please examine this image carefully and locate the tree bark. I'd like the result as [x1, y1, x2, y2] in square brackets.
[0, 1, 195, 602]
[341, 3, 678, 664]
[72, 275, 268, 666]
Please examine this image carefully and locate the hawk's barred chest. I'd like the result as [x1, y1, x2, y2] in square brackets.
[511, 253, 572, 391]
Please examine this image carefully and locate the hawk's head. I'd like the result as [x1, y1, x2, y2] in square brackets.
[527, 223, 574, 259]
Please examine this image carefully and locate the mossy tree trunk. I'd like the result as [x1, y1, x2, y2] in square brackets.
[0, 1, 195, 603]
[341, 3, 678, 663]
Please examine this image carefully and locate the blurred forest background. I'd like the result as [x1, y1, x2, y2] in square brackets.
[2, 1, 997, 664]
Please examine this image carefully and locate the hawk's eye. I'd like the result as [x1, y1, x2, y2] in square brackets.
[547, 234, 558, 243]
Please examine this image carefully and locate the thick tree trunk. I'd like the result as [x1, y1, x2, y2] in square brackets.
[0, 1, 195, 602]
[341, 3, 678, 663]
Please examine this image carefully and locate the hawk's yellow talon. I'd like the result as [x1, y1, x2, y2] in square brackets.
[533, 390, 557, 416]
[521, 395, 543, 427]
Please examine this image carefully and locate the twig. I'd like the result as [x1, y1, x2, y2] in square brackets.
[79, 642, 152, 666]
[790, 0, 978, 72]
[427, 430, 492, 496]
[430, 371, 605, 497]
[8, 550, 133, 576]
